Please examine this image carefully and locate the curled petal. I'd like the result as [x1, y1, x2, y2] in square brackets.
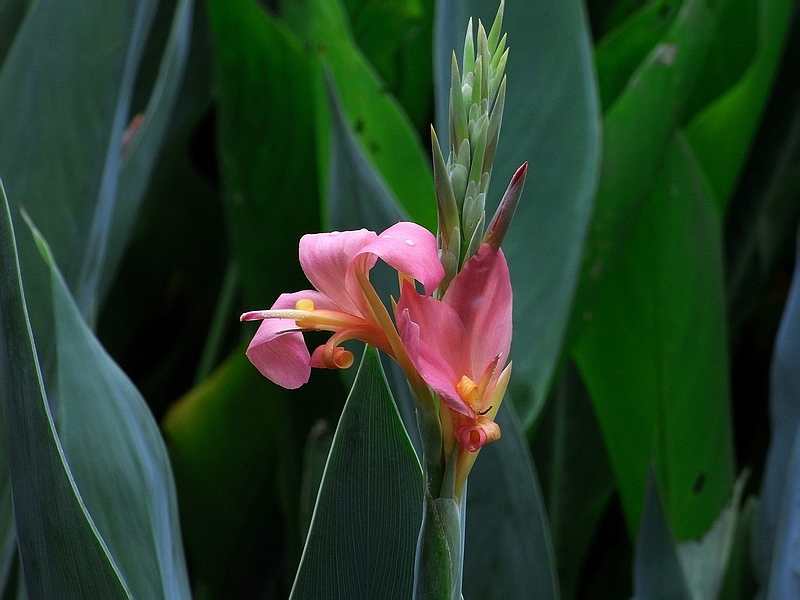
[359, 222, 444, 295]
[455, 416, 501, 452]
[246, 320, 311, 389]
[299, 229, 378, 313]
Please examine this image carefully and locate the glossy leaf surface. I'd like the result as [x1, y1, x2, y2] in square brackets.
[289, 347, 423, 600]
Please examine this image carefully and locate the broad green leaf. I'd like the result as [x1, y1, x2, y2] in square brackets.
[435, 0, 601, 426]
[464, 401, 560, 599]
[0, 0, 158, 322]
[753, 230, 800, 595]
[0, 183, 130, 598]
[341, 0, 434, 133]
[27, 214, 192, 599]
[325, 74, 408, 230]
[574, 133, 735, 539]
[633, 467, 692, 600]
[686, 0, 792, 209]
[594, 0, 680, 111]
[532, 361, 615, 600]
[99, 0, 195, 304]
[285, 0, 436, 231]
[289, 347, 423, 600]
[570, 0, 726, 350]
[208, 0, 321, 306]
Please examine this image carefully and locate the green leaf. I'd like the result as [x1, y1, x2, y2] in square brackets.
[341, 0, 434, 133]
[570, 0, 726, 349]
[325, 73, 407, 230]
[289, 347, 423, 600]
[435, 0, 602, 426]
[100, 0, 195, 304]
[0, 0, 160, 322]
[574, 133, 735, 539]
[463, 402, 561, 600]
[594, 0, 680, 112]
[685, 0, 792, 209]
[633, 467, 692, 600]
[532, 361, 616, 600]
[209, 0, 321, 306]
[285, 0, 436, 231]
[0, 182, 130, 598]
[0, 0, 26, 65]
[25, 211, 192, 598]
[290, 347, 423, 600]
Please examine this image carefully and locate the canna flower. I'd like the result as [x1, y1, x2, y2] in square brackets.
[241, 223, 443, 389]
[395, 242, 512, 455]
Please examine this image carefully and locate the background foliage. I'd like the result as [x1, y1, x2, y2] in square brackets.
[0, 0, 799, 598]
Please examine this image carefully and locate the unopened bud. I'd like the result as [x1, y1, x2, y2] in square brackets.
[483, 162, 527, 250]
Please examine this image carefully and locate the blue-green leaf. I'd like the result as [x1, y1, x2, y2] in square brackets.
[633, 467, 692, 600]
[0, 0, 158, 322]
[754, 229, 800, 596]
[464, 402, 561, 600]
[100, 0, 194, 304]
[289, 347, 423, 599]
[0, 182, 130, 598]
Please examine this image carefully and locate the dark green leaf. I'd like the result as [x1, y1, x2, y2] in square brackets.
[27, 213, 193, 599]
[594, 0, 680, 112]
[633, 467, 692, 600]
[285, 0, 436, 231]
[724, 13, 800, 333]
[574, 133, 735, 539]
[0, 183, 130, 598]
[341, 0, 435, 133]
[435, 0, 602, 426]
[532, 361, 615, 600]
[685, 0, 792, 208]
[463, 401, 561, 600]
[570, 0, 725, 349]
[163, 349, 291, 596]
[100, 0, 195, 304]
[289, 347, 423, 600]
[325, 73, 407, 230]
[209, 0, 320, 306]
[0, 0, 159, 322]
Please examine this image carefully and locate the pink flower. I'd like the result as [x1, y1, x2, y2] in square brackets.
[241, 223, 444, 389]
[396, 243, 512, 453]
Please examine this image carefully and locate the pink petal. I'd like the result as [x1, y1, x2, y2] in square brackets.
[443, 244, 512, 374]
[299, 229, 378, 314]
[243, 291, 342, 389]
[246, 320, 311, 389]
[396, 282, 471, 416]
[358, 222, 444, 295]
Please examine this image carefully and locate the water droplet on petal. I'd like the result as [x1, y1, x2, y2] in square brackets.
[404, 239, 416, 246]
[382, 234, 392, 239]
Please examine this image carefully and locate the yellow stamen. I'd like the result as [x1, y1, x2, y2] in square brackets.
[295, 298, 315, 310]
[456, 375, 481, 409]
